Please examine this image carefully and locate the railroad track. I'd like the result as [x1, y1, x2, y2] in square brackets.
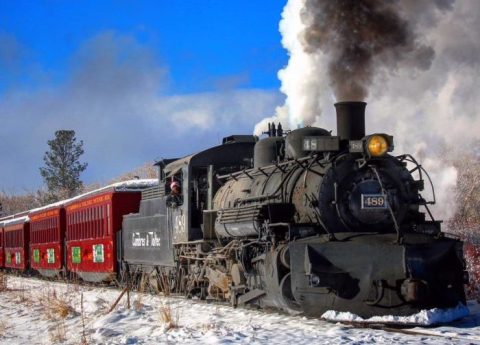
[342, 320, 480, 343]
[4, 270, 480, 342]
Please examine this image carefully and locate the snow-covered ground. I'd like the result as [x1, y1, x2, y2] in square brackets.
[0, 276, 479, 344]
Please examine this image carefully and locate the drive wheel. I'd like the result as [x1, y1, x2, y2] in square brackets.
[280, 272, 300, 311]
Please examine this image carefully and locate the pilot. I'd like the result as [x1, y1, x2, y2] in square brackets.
[167, 180, 183, 207]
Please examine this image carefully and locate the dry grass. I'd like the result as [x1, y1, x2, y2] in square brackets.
[0, 272, 8, 292]
[66, 279, 81, 293]
[133, 286, 144, 311]
[41, 288, 77, 343]
[80, 292, 90, 345]
[201, 321, 218, 332]
[159, 303, 180, 331]
[40, 288, 76, 320]
[133, 274, 148, 311]
[49, 320, 67, 344]
[0, 320, 8, 338]
[13, 284, 32, 305]
[133, 297, 144, 312]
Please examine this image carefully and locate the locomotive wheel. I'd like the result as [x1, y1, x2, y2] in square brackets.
[279, 272, 300, 311]
[279, 246, 290, 269]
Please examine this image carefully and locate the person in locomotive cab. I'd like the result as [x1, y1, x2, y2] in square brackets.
[167, 180, 183, 207]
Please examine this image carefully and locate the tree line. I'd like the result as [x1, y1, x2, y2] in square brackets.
[0, 130, 156, 217]
[0, 130, 86, 216]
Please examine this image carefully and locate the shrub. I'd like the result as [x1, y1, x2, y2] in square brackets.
[159, 303, 179, 331]
[0, 273, 7, 292]
[40, 288, 76, 320]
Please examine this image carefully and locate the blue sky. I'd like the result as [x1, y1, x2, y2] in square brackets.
[0, 1, 288, 191]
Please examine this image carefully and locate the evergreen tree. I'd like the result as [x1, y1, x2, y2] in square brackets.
[40, 130, 88, 201]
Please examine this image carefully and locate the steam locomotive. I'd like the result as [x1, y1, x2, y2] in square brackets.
[0, 101, 467, 319]
[122, 101, 467, 318]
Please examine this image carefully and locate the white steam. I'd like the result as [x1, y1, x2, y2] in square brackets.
[256, 0, 480, 222]
[254, 0, 332, 134]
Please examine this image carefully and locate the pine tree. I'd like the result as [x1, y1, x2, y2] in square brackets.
[40, 130, 88, 201]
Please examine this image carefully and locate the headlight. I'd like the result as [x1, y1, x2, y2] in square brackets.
[367, 135, 389, 157]
[348, 133, 394, 157]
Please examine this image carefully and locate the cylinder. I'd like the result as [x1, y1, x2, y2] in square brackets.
[335, 101, 366, 141]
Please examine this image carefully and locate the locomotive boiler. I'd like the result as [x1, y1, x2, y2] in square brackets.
[121, 101, 467, 319]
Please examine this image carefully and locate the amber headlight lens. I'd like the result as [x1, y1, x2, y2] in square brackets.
[367, 135, 388, 157]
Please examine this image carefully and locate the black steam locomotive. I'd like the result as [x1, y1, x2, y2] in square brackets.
[121, 101, 467, 318]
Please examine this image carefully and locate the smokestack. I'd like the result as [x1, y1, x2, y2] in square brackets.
[335, 101, 366, 141]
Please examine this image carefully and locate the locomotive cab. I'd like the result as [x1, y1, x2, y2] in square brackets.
[121, 135, 257, 271]
[162, 137, 257, 242]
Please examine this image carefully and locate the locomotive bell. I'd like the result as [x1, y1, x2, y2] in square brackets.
[335, 101, 366, 141]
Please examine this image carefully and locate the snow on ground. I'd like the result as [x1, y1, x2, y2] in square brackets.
[322, 304, 470, 326]
[0, 276, 480, 345]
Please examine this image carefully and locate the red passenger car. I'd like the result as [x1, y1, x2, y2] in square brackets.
[65, 182, 152, 282]
[29, 205, 66, 277]
[0, 223, 4, 268]
[4, 216, 30, 271]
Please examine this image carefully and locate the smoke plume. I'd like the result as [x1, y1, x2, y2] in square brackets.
[300, 0, 434, 101]
[256, 0, 480, 223]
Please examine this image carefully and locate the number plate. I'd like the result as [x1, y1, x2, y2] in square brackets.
[361, 194, 388, 209]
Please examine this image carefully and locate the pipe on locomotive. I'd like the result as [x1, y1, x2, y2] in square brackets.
[334, 101, 366, 141]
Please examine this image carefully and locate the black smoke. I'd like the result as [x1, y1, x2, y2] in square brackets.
[299, 0, 447, 101]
